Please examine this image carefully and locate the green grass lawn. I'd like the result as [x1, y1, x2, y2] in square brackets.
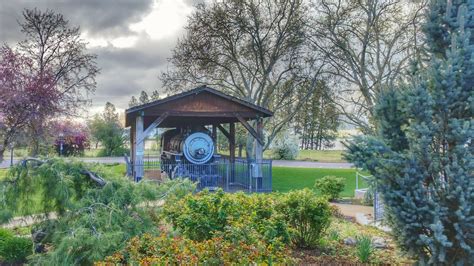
[272, 167, 367, 197]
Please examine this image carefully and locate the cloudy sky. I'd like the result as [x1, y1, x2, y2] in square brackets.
[0, 0, 203, 116]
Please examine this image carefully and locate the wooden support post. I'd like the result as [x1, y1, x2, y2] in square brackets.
[212, 124, 217, 153]
[254, 118, 263, 191]
[130, 122, 136, 177]
[229, 122, 235, 182]
[255, 118, 263, 163]
[134, 114, 144, 182]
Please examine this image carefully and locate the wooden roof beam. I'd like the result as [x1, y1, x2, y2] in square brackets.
[217, 124, 231, 141]
[234, 113, 264, 146]
[136, 112, 169, 144]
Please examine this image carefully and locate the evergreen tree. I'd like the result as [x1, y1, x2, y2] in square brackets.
[128, 96, 139, 108]
[139, 91, 149, 104]
[293, 81, 339, 150]
[151, 90, 160, 101]
[88, 102, 125, 156]
[346, 1, 473, 264]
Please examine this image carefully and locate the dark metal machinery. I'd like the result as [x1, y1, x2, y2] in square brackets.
[160, 127, 220, 188]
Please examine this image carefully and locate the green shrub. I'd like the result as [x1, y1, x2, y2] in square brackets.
[102, 233, 295, 265]
[163, 190, 290, 244]
[315, 175, 345, 200]
[0, 236, 33, 263]
[356, 235, 373, 263]
[278, 189, 331, 247]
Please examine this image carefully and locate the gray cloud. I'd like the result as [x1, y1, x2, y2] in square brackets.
[183, 0, 205, 6]
[0, 0, 196, 115]
[91, 36, 178, 109]
[0, 0, 154, 43]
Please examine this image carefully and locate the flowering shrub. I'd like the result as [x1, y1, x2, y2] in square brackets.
[100, 233, 294, 265]
[53, 120, 90, 156]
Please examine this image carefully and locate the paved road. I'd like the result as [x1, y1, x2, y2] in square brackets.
[1, 157, 353, 169]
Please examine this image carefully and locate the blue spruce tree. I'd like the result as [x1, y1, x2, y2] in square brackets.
[346, 0, 474, 264]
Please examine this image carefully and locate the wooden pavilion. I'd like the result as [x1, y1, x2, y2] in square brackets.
[125, 86, 273, 190]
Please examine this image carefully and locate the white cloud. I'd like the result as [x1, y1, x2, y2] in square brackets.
[84, 0, 192, 50]
[130, 0, 193, 40]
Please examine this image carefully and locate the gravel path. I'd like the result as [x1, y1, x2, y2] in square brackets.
[1, 157, 353, 169]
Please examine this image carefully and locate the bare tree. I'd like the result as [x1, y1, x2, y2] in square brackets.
[17, 9, 99, 154]
[161, 0, 326, 153]
[309, 0, 426, 132]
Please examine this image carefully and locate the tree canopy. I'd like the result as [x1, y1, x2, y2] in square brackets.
[162, 0, 326, 151]
[0, 46, 60, 161]
[346, 0, 474, 263]
[88, 102, 126, 156]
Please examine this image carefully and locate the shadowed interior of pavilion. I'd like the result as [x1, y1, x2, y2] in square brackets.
[125, 86, 273, 192]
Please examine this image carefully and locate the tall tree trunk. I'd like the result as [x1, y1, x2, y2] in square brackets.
[0, 146, 5, 163]
[29, 122, 43, 156]
[245, 132, 255, 160]
[238, 144, 243, 158]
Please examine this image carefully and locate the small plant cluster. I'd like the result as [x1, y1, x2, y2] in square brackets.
[0, 228, 32, 264]
[105, 188, 331, 264]
[315, 175, 345, 200]
[356, 235, 373, 263]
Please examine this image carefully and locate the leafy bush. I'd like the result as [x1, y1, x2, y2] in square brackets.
[315, 175, 345, 200]
[278, 189, 331, 247]
[0, 230, 32, 263]
[163, 189, 332, 253]
[102, 233, 294, 265]
[108, 190, 299, 265]
[356, 235, 373, 263]
[163, 190, 290, 244]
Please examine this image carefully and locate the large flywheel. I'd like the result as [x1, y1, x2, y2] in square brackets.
[182, 132, 214, 164]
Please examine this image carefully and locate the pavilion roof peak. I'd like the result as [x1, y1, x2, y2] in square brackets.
[126, 85, 273, 116]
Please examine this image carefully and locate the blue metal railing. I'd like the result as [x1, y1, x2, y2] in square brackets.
[128, 156, 272, 193]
